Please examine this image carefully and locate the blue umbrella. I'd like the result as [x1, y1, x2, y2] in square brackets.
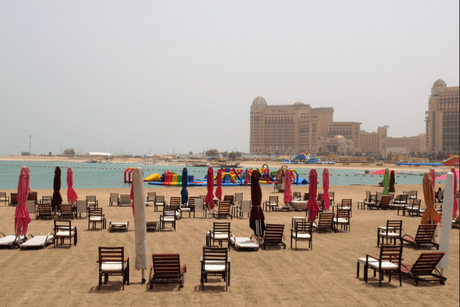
[181, 167, 189, 205]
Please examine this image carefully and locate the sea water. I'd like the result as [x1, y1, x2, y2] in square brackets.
[0, 160, 427, 190]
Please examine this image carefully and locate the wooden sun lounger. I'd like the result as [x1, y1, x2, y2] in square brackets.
[20, 233, 54, 249]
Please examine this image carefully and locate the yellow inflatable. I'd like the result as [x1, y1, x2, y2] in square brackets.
[144, 173, 161, 182]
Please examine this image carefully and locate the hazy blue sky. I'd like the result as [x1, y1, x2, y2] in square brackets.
[1, 1, 458, 156]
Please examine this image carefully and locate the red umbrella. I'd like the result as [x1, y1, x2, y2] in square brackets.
[322, 168, 330, 211]
[452, 167, 458, 220]
[205, 167, 215, 210]
[15, 166, 31, 236]
[244, 168, 249, 186]
[370, 169, 399, 175]
[307, 169, 320, 221]
[67, 167, 78, 205]
[249, 170, 265, 239]
[216, 169, 222, 201]
[283, 169, 292, 205]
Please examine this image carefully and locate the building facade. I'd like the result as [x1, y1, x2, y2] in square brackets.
[425, 79, 459, 154]
[250, 97, 357, 155]
[386, 133, 426, 155]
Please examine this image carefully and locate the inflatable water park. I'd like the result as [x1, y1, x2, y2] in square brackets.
[395, 154, 459, 167]
[282, 152, 335, 164]
[126, 165, 310, 187]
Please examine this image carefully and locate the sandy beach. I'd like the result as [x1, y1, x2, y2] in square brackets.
[0, 158, 458, 307]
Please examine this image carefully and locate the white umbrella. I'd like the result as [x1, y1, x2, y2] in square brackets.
[438, 172, 454, 275]
[133, 168, 148, 283]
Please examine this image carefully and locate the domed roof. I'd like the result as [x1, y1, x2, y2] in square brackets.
[333, 135, 345, 140]
[252, 96, 267, 106]
[433, 79, 447, 87]
[294, 101, 305, 106]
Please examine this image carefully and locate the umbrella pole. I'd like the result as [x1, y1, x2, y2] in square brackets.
[142, 270, 145, 283]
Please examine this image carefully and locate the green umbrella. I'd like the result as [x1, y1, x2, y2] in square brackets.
[382, 168, 390, 195]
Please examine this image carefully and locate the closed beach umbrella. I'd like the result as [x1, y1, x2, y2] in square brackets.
[307, 169, 320, 221]
[66, 167, 78, 205]
[421, 173, 441, 224]
[322, 168, 330, 211]
[382, 168, 390, 195]
[389, 170, 395, 193]
[430, 168, 436, 190]
[283, 169, 292, 205]
[132, 168, 148, 283]
[244, 168, 249, 186]
[438, 172, 454, 274]
[452, 167, 458, 220]
[15, 166, 31, 237]
[205, 167, 215, 210]
[250, 170, 265, 242]
[216, 169, 222, 201]
[180, 167, 189, 205]
[52, 166, 62, 213]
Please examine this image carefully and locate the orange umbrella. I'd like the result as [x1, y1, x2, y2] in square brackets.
[421, 173, 441, 225]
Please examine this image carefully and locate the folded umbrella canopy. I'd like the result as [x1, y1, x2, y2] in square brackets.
[52, 166, 62, 213]
[15, 166, 31, 237]
[389, 170, 395, 193]
[322, 168, 330, 211]
[216, 169, 222, 201]
[131, 168, 148, 283]
[382, 168, 390, 195]
[250, 170, 265, 241]
[430, 169, 436, 190]
[421, 172, 441, 225]
[67, 167, 78, 205]
[180, 167, 189, 205]
[307, 169, 320, 221]
[244, 168, 249, 186]
[205, 167, 215, 210]
[283, 170, 292, 205]
[452, 168, 458, 220]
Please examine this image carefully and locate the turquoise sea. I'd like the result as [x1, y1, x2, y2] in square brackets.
[0, 160, 427, 190]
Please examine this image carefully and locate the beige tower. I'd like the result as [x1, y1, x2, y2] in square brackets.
[425, 80, 459, 154]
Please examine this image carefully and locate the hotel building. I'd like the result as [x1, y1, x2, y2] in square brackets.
[425, 79, 459, 154]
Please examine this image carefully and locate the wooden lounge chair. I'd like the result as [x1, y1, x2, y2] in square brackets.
[261, 223, 286, 249]
[146, 192, 156, 206]
[312, 212, 335, 233]
[290, 220, 313, 250]
[401, 252, 446, 286]
[9, 193, 18, 206]
[0, 192, 9, 206]
[338, 199, 352, 217]
[148, 254, 186, 290]
[390, 193, 408, 215]
[213, 201, 233, 219]
[377, 195, 391, 210]
[54, 220, 77, 248]
[37, 203, 53, 220]
[377, 220, 402, 246]
[160, 209, 177, 231]
[109, 193, 119, 206]
[333, 209, 350, 233]
[400, 224, 439, 249]
[223, 194, 234, 205]
[40, 195, 52, 203]
[209, 222, 231, 249]
[365, 245, 403, 287]
[86, 195, 98, 211]
[118, 194, 131, 207]
[20, 233, 54, 250]
[154, 195, 166, 212]
[98, 246, 129, 290]
[60, 204, 75, 220]
[264, 196, 279, 212]
[88, 208, 106, 230]
[200, 247, 231, 291]
[293, 191, 302, 201]
[405, 199, 422, 217]
[108, 220, 129, 232]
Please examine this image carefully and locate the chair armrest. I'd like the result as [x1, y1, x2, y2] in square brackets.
[125, 255, 129, 262]
[366, 254, 378, 261]
[181, 264, 186, 273]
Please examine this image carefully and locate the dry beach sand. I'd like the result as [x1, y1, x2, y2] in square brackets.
[0, 158, 458, 307]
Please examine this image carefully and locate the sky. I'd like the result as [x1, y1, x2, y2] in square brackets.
[1, 1, 458, 156]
